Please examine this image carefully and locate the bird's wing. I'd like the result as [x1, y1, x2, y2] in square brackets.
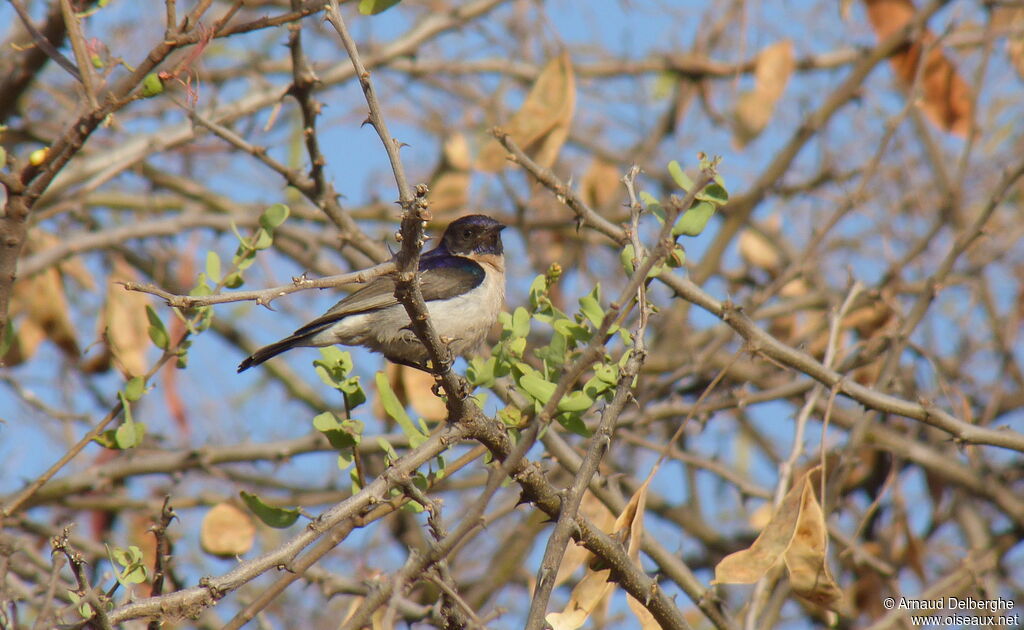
[292, 256, 485, 337]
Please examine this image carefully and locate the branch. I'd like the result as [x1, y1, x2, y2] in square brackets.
[122, 261, 395, 309]
[324, 1, 474, 418]
[104, 425, 465, 624]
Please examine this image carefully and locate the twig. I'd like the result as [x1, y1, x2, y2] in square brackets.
[122, 262, 395, 309]
[323, 1, 473, 418]
[59, 0, 99, 109]
[9, 0, 82, 82]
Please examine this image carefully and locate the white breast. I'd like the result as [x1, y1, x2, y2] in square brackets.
[318, 261, 505, 363]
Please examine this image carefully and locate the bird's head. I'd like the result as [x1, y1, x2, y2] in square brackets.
[439, 214, 506, 257]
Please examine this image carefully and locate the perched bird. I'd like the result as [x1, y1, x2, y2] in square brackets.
[238, 214, 506, 373]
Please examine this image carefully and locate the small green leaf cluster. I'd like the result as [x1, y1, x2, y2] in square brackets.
[375, 371, 430, 448]
[372, 372, 445, 511]
[200, 203, 290, 296]
[314, 347, 367, 409]
[106, 544, 148, 586]
[94, 376, 148, 449]
[67, 544, 148, 619]
[643, 156, 729, 238]
[312, 348, 367, 478]
[468, 266, 629, 436]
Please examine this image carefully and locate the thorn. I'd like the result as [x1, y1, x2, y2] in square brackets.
[361, 116, 372, 128]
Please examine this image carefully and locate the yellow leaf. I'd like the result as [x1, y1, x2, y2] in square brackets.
[478, 52, 575, 172]
[200, 503, 255, 557]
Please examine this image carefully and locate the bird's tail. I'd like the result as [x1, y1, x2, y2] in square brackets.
[237, 334, 311, 373]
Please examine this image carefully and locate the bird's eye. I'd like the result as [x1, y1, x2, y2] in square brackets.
[462, 229, 473, 239]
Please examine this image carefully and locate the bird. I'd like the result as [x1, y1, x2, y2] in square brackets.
[237, 214, 506, 373]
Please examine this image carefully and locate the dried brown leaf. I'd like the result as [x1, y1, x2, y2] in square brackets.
[738, 227, 783, 273]
[784, 475, 844, 610]
[103, 257, 151, 378]
[7, 268, 79, 363]
[546, 478, 651, 630]
[580, 158, 622, 214]
[379, 363, 448, 424]
[478, 51, 575, 172]
[200, 503, 255, 557]
[714, 466, 843, 611]
[733, 40, 795, 146]
[429, 133, 472, 217]
[554, 491, 616, 587]
[863, 0, 972, 136]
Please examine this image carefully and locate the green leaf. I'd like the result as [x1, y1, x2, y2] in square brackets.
[146, 305, 169, 349]
[313, 412, 363, 449]
[557, 390, 594, 413]
[528, 274, 547, 311]
[696, 182, 729, 206]
[553, 318, 591, 343]
[189, 278, 212, 297]
[519, 370, 556, 404]
[359, 0, 401, 14]
[376, 436, 398, 462]
[114, 421, 145, 449]
[375, 371, 427, 445]
[668, 160, 695, 191]
[205, 251, 222, 283]
[141, 73, 164, 98]
[67, 591, 94, 618]
[259, 203, 290, 231]
[507, 336, 527, 358]
[557, 412, 592, 437]
[668, 244, 686, 267]
[640, 191, 666, 224]
[511, 307, 531, 338]
[123, 377, 145, 402]
[252, 228, 273, 250]
[674, 200, 717, 236]
[336, 450, 353, 470]
[467, 356, 497, 387]
[92, 429, 119, 448]
[223, 272, 244, 289]
[498, 405, 524, 427]
[620, 242, 637, 274]
[339, 377, 367, 408]
[107, 545, 147, 585]
[240, 491, 300, 528]
[319, 347, 353, 374]
[652, 71, 677, 100]
[402, 499, 425, 513]
[578, 285, 604, 328]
